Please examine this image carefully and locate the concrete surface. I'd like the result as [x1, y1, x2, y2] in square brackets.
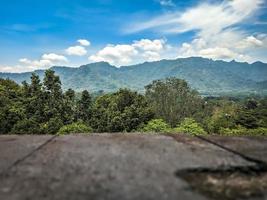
[0, 134, 266, 200]
[203, 136, 267, 163]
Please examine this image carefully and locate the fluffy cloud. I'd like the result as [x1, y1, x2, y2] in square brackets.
[18, 53, 68, 72]
[77, 39, 91, 46]
[158, 0, 175, 7]
[129, 0, 263, 35]
[133, 39, 164, 51]
[19, 58, 53, 67]
[89, 39, 167, 66]
[89, 44, 138, 65]
[66, 45, 87, 56]
[126, 0, 266, 62]
[41, 53, 68, 62]
[0, 65, 26, 73]
[1, 39, 91, 72]
[65, 39, 90, 56]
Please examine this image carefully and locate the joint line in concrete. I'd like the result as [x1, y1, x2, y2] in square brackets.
[196, 135, 267, 168]
[0, 135, 58, 177]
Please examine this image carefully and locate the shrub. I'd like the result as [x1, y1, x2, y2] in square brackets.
[142, 119, 171, 133]
[219, 126, 267, 136]
[249, 128, 267, 136]
[41, 117, 64, 134]
[58, 122, 92, 135]
[174, 118, 206, 135]
[11, 118, 40, 134]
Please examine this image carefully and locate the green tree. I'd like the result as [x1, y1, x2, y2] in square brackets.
[23, 73, 46, 124]
[257, 98, 267, 128]
[90, 89, 154, 132]
[43, 70, 64, 122]
[145, 78, 203, 127]
[207, 100, 239, 133]
[0, 79, 25, 134]
[76, 90, 92, 123]
[63, 88, 76, 124]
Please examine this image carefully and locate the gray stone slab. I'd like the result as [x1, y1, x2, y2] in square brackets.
[203, 136, 267, 163]
[0, 134, 255, 200]
[0, 135, 54, 172]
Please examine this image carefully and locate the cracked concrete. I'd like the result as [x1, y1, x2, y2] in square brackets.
[0, 134, 266, 200]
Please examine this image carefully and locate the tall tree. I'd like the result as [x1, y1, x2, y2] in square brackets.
[63, 88, 76, 124]
[43, 70, 63, 120]
[90, 89, 154, 132]
[76, 90, 92, 123]
[24, 73, 45, 123]
[0, 79, 25, 134]
[145, 78, 203, 127]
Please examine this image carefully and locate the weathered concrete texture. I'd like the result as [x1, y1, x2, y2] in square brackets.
[0, 134, 263, 200]
[0, 135, 54, 172]
[203, 136, 267, 163]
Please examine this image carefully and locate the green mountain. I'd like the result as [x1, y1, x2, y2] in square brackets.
[1, 57, 267, 95]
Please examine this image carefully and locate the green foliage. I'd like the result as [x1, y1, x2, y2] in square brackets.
[11, 118, 40, 134]
[142, 119, 171, 133]
[62, 88, 76, 124]
[0, 79, 25, 134]
[58, 122, 92, 135]
[75, 90, 92, 123]
[41, 117, 63, 134]
[174, 118, 206, 135]
[236, 110, 259, 129]
[90, 89, 154, 132]
[145, 77, 204, 127]
[207, 100, 239, 133]
[1, 72, 266, 136]
[219, 126, 267, 136]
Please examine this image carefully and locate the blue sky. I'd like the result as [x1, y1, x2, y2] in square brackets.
[0, 0, 267, 72]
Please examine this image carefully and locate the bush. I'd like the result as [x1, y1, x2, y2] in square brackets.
[142, 119, 171, 133]
[11, 118, 40, 134]
[57, 122, 92, 135]
[174, 118, 206, 135]
[249, 128, 267, 136]
[41, 117, 64, 134]
[219, 126, 267, 136]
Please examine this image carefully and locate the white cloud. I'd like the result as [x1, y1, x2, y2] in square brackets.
[125, 0, 266, 63]
[89, 44, 138, 66]
[0, 65, 25, 73]
[158, 0, 175, 7]
[77, 39, 91, 46]
[133, 39, 165, 51]
[89, 39, 167, 66]
[16, 53, 68, 72]
[143, 51, 161, 61]
[66, 45, 87, 56]
[129, 0, 263, 35]
[41, 53, 68, 62]
[19, 58, 53, 67]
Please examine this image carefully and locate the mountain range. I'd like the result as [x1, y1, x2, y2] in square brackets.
[1, 57, 267, 96]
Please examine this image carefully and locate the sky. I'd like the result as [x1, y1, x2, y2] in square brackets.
[0, 0, 267, 72]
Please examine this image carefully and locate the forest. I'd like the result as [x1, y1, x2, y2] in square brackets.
[0, 69, 267, 135]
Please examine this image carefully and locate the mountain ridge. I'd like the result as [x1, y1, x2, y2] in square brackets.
[1, 57, 267, 95]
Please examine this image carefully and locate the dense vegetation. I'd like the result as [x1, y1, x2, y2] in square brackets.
[1, 57, 267, 96]
[0, 70, 266, 135]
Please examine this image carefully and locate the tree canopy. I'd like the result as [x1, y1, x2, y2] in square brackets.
[0, 73, 266, 135]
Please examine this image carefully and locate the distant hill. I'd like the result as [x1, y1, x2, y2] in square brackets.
[1, 57, 267, 96]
